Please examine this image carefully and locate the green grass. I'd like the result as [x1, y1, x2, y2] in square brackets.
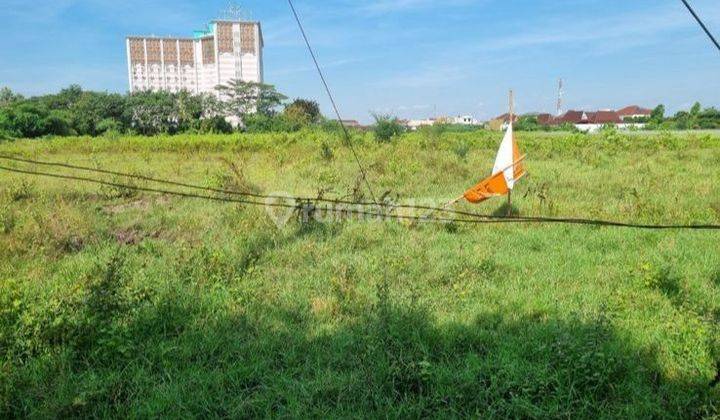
[1, 129, 719, 418]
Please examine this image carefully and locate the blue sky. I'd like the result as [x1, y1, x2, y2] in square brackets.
[0, 0, 718, 122]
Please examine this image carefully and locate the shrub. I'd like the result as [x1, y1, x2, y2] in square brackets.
[320, 119, 344, 134]
[453, 139, 471, 160]
[0, 204, 15, 234]
[0, 129, 13, 141]
[320, 141, 334, 161]
[45, 111, 73, 136]
[515, 116, 541, 131]
[199, 116, 233, 134]
[7, 179, 33, 202]
[96, 118, 122, 135]
[283, 99, 322, 128]
[242, 114, 308, 133]
[372, 114, 405, 142]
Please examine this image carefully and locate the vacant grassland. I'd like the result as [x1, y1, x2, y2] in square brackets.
[1, 129, 719, 418]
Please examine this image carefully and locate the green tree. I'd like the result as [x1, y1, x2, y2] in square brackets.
[0, 87, 23, 107]
[175, 90, 204, 132]
[674, 111, 690, 130]
[198, 116, 233, 134]
[42, 84, 84, 110]
[690, 102, 701, 117]
[2, 103, 50, 138]
[698, 107, 720, 129]
[688, 102, 702, 129]
[283, 99, 322, 128]
[215, 80, 287, 120]
[650, 105, 665, 123]
[71, 92, 126, 135]
[199, 93, 225, 118]
[372, 114, 405, 142]
[123, 91, 181, 136]
[515, 116, 541, 131]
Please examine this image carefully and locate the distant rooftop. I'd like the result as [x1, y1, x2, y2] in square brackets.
[126, 19, 260, 41]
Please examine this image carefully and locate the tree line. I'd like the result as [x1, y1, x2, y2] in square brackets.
[0, 81, 326, 140]
[643, 104, 720, 130]
[3, 83, 718, 141]
[513, 103, 720, 132]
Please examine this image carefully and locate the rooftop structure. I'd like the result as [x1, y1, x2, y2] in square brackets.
[617, 105, 653, 120]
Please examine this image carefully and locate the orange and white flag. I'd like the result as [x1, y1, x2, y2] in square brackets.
[464, 123, 526, 204]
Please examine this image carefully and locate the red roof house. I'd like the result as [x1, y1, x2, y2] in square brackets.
[586, 111, 623, 124]
[493, 113, 520, 123]
[556, 110, 587, 124]
[617, 105, 652, 119]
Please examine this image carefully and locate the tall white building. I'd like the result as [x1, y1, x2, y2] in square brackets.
[126, 20, 264, 94]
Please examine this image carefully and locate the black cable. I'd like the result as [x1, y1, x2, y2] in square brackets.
[680, 0, 720, 52]
[0, 153, 501, 221]
[286, 0, 379, 204]
[2, 164, 720, 230]
[0, 165, 512, 226]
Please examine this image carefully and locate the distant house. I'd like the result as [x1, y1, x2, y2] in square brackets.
[405, 118, 436, 130]
[539, 109, 638, 133]
[585, 110, 623, 125]
[555, 110, 587, 124]
[617, 105, 652, 121]
[335, 119, 363, 129]
[536, 113, 555, 125]
[452, 115, 479, 126]
[403, 115, 478, 131]
[488, 113, 519, 130]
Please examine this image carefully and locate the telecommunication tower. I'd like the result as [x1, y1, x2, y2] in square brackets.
[556, 78, 564, 116]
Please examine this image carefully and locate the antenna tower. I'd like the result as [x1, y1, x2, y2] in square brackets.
[556, 78, 564, 116]
[221, 2, 250, 20]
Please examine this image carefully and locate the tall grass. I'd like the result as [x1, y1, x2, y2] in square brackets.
[0, 130, 718, 417]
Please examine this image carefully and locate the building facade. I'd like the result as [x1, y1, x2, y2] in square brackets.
[126, 20, 263, 95]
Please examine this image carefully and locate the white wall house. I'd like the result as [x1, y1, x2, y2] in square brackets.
[452, 115, 479, 125]
[405, 119, 435, 130]
[126, 20, 263, 95]
[405, 115, 480, 130]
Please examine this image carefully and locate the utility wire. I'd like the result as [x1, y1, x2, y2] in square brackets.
[2, 153, 692, 227]
[0, 153, 500, 221]
[2, 164, 720, 230]
[286, 0, 379, 204]
[0, 165, 514, 226]
[680, 0, 720, 52]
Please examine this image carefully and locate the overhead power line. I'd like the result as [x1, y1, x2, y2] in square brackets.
[286, 0, 379, 204]
[5, 153, 720, 229]
[680, 0, 720, 53]
[1, 163, 719, 230]
[0, 165, 517, 226]
[0, 153, 495, 220]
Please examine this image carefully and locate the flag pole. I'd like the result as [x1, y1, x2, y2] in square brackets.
[507, 89, 514, 217]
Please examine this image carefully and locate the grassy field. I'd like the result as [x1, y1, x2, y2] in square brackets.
[1, 129, 719, 418]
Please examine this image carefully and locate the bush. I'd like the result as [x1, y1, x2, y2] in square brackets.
[320, 141, 334, 161]
[199, 116, 233, 134]
[372, 114, 405, 142]
[515, 116, 541, 131]
[96, 118, 122, 135]
[453, 139, 471, 160]
[243, 114, 294, 133]
[320, 119, 344, 134]
[45, 111, 74, 136]
[0, 129, 13, 141]
[283, 99, 322, 129]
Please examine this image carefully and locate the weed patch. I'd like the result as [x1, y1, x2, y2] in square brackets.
[1, 131, 719, 417]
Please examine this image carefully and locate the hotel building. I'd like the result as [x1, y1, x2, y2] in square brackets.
[126, 20, 263, 94]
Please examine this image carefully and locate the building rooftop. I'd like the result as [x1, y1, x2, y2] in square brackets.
[617, 105, 652, 116]
[126, 20, 262, 41]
